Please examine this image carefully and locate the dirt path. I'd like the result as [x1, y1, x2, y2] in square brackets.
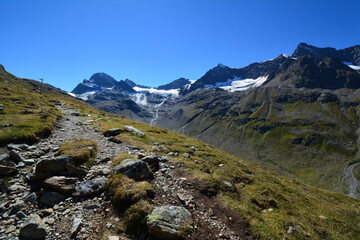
[1, 104, 253, 240]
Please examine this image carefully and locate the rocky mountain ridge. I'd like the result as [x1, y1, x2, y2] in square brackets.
[1, 65, 360, 239]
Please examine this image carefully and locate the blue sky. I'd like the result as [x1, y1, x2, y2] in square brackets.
[1, 0, 359, 92]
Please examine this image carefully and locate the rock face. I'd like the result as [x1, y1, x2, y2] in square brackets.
[19, 214, 47, 240]
[73, 177, 107, 197]
[147, 206, 193, 240]
[113, 159, 152, 181]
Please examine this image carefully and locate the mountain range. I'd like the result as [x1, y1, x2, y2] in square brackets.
[1, 43, 360, 239]
[71, 43, 360, 198]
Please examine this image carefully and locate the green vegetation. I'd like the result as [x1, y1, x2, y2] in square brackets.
[106, 174, 154, 209]
[2, 67, 360, 239]
[89, 111, 360, 239]
[0, 66, 61, 145]
[57, 139, 97, 165]
[120, 200, 153, 234]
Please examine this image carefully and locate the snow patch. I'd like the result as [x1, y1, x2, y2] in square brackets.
[205, 76, 268, 92]
[131, 93, 148, 106]
[343, 62, 360, 70]
[84, 82, 99, 88]
[78, 91, 98, 100]
[133, 87, 179, 96]
[67, 92, 76, 97]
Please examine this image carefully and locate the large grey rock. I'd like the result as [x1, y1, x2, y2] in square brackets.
[43, 176, 78, 195]
[124, 126, 145, 136]
[40, 191, 67, 206]
[35, 155, 71, 178]
[73, 177, 107, 197]
[147, 206, 193, 240]
[0, 165, 18, 177]
[19, 214, 47, 240]
[113, 159, 152, 181]
[9, 150, 25, 164]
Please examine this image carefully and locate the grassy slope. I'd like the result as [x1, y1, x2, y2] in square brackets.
[1, 67, 360, 239]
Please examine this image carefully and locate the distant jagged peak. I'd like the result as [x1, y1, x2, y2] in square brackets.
[87, 72, 117, 87]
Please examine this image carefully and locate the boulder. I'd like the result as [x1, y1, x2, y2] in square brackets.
[73, 177, 107, 197]
[124, 126, 145, 136]
[9, 150, 25, 164]
[35, 155, 71, 178]
[43, 176, 78, 195]
[147, 206, 193, 240]
[103, 128, 123, 137]
[0, 165, 18, 177]
[40, 191, 67, 206]
[113, 159, 152, 181]
[19, 214, 47, 240]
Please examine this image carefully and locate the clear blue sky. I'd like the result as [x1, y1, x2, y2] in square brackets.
[1, 0, 359, 92]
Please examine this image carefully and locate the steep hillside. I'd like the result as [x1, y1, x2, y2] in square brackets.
[1, 66, 360, 240]
[157, 86, 360, 196]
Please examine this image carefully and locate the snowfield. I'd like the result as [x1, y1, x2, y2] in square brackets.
[205, 76, 268, 92]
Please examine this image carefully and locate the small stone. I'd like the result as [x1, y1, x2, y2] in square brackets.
[63, 209, 71, 215]
[319, 215, 327, 219]
[41, 208, 54, 217]
[183, 153, 190, 158]
[16, 211, 27, 219]
[5, 225, 17, 234]
[287, 226, 297, 234]
[24, 192, 37, 204]
[70, 215, 83, 238]
[44, 217, 55, 225]
[108, 236, 120, 240]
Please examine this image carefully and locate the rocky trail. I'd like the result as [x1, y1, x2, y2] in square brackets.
[0, 104, 252, 240]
